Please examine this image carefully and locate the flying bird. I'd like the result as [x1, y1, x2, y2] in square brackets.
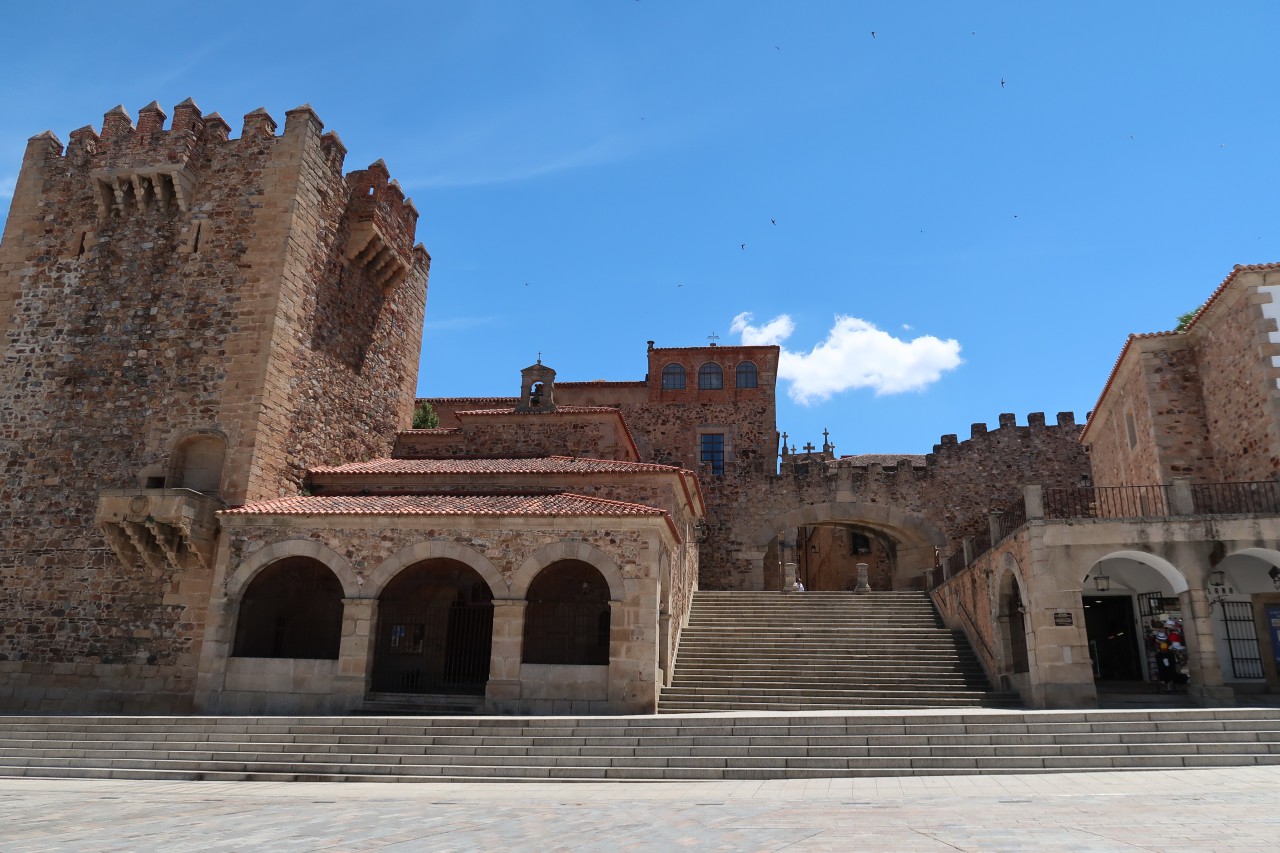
[770, 218, 777, 225]
[1000, 78, 1006, 88]
[871, 31, 876, 38]
[740, 243, 746, 251]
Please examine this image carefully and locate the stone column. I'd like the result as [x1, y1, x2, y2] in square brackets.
[783, 561, 797, 591]
[658, 611, 673, 687]
[1169, 478, 1195, 516]
[855, 562, 871, 594]
[485, 600, 526, 712]
[1024, 484, 1044, 520]
[334, 598, 377, 710]
[193, 594, 235, 712]
[607, 598, 656, 713]
[1181, 589, 1234, 705]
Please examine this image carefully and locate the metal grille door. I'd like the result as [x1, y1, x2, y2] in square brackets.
[371, 601, 493, 694]
[1221, 600, 1264, 679]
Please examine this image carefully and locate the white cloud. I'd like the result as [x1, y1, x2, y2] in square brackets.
[731, 312, 963, 405]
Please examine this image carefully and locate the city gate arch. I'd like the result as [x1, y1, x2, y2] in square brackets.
[750, 502, 948, 591]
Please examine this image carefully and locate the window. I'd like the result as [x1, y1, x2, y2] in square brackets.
[698, 362, 723, 390]
[700, 433, 725, 476]
[851, 533, 872, 554]
[1125, 411, 1138, 449]
[661, 363, 686, 390]
[736, 361, 758, 388]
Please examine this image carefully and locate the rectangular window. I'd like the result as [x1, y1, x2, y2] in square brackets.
[1125, 411, 1137, 449]
[700, 433, 725, 476]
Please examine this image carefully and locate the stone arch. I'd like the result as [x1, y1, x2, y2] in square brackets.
[1218, 546, 1280, 591]
[510, 541, 626, 602]
[226, 539, 359, 600]
[1083, 549, 1189, 594]
[367, 541, 509, 599]
[751, 502, 948, 550]
[169, 429, 228, 494]
[995, 553, 1030, 677]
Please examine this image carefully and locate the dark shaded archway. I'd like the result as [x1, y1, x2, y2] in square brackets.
[232, 557, 344, 660]
[523, 560, 611, 665]
[372, 559, 494, 694]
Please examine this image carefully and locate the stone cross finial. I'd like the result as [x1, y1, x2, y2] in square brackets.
[802, 442, 816, 453]
[822, 428, 831, 453]
[708, 333, 719, 345]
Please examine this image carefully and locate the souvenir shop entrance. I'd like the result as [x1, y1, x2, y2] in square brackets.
[1083, 595, 1143, 681]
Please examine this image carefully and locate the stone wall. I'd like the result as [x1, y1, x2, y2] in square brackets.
[1194, 268, 1280, 483]
[0, 102, 427, 710]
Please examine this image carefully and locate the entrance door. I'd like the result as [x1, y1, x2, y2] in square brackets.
[371, 561, 494, 695]
[1083, 595, 1142, 680]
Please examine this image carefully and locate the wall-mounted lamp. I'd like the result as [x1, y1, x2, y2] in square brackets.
[1208, 568, 1226, 588]
[1093, 574, 1111, 592]
[810, 543, 819, 554]
[693, 520, 709, 544]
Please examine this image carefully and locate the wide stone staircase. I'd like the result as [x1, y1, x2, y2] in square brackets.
[659, 591, 1018, 713]
[1, 709, 1279, 782]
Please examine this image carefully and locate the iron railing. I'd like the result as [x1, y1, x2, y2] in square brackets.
[371, 601, 493, 694]
[1191, 481, 1280, 515]
[994, 497, 1027, 542]
[1044, 485, 1170, 519]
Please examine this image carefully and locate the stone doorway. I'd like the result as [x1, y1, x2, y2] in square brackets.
[1083, 595, 1143, 681]
[371, 559, 494, 695]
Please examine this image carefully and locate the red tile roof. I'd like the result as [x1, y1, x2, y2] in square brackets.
[221, 492, 667, 518]
[310, 456, 689, 476]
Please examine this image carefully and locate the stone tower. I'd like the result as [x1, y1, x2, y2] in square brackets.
[0, 101, 430, 710]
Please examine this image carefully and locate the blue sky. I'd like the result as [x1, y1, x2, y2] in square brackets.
[2, 2, 1278, 457]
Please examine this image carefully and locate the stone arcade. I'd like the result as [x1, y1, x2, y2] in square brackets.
[2, 101, 1279, 715]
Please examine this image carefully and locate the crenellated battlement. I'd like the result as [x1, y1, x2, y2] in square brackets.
[343, 159, 423, 292]
[929, 411, 1079, 456]
[19, 100, 429, 289]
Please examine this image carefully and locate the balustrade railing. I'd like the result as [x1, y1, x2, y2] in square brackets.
[1043, 484, 1170, 519]
[1191, 481, 1280, 515]
[994, 497, 1027, 542]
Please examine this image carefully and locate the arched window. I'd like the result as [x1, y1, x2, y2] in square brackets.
[232, 558, 344, 659]
[698, 362, 723, 390]
[523, 560, 611, 665]
[736, 361, 758, 389]
[661, 363, 686, 390]
[171, 433, 226, 494]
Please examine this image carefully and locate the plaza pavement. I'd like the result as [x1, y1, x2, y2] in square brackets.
[3, 765, 1278, 851]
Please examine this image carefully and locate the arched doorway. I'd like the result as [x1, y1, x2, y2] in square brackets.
[1206, 548, 1280, 685]
[751, 502, 947, 591]
[371, 559, 494, 695]
[996, 566, 1029, 686]
[1082, 553, 1188, 685]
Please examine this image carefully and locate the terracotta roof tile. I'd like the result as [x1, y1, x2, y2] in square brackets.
[221, 492, 667, 518]
[310, 456, 688, 476]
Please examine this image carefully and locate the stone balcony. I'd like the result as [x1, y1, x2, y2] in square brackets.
[95, 488, 222, 573]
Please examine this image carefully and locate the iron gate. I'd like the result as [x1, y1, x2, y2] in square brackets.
[371, 600, 493, 694]
[1220, 600, 1264, 679]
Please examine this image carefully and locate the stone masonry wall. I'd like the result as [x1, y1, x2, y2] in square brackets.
[1194, 269, 1280, 483]
[1087, 337, 1217, 489]
[0, 102, 427, 710]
